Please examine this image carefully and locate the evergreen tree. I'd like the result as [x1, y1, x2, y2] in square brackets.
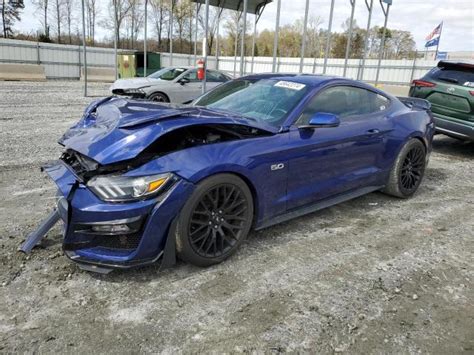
[1, 0, 23, 38]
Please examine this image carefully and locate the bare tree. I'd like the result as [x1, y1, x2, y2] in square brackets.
[51, 0, 63, 42]
[387, 30, 415, 59]
[109, 0, 132, 47]
[1, 0, 22, 38]
[150, 0, 167, 49]
[86, 0, 99, 44]
[168, 0, 176, 52]
[200, 6, 222, 55]
[32, 0, 50, 38]
[63, 0, 74, 44]
[303, 15, 324, 57]
[173, 0, 192, 52]
[126, 0, 144, 48]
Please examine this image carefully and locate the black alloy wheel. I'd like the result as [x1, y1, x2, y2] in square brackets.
[175, 174, 254, 266]
[400, 145, 425, 194]
[382, 138, 427, 198]
[188, 184, 249, 258]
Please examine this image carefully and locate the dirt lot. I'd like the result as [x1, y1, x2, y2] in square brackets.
[0, 81, 473, 353]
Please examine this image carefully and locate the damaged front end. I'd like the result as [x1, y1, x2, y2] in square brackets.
[22, 97, 275, 273]
[22, 155, 194, 274]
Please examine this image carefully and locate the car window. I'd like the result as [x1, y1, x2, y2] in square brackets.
[207, 70, 230, 82]
[297, 86, 390, 125]
[148, 67, 187, 80]
[427, 67, 474, 87]
[182, 69, 199, 82]
[183, 70, 228, 83]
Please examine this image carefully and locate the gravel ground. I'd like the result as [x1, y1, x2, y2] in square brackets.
[0, 81, 473, 353]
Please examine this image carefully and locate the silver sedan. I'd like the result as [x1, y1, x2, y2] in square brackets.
[110, 66, 232, 103]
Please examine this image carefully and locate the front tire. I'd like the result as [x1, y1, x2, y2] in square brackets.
[382, 139, 427, 198]
[148, 92, 169, 102]
[175, 174, 254, 267]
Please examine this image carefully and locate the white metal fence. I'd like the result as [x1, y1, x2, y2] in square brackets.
[0, 38, 117, 79]
[0, 38, 437, 84]
[162, 53, 438, 86]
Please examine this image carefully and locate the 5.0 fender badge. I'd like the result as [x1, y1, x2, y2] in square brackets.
[271, 163, 285, 171]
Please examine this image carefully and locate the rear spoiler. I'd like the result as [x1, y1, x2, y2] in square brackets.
[397, 97, 431, 111]
[437, 61, 474, 71]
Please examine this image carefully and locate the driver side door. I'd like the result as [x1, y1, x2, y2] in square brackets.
[285, 85, 392, 210]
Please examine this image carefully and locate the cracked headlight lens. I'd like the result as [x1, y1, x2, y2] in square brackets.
[87, 173, 174, 202]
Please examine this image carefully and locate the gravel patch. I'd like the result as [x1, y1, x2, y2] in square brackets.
[0, 81, 473, 353]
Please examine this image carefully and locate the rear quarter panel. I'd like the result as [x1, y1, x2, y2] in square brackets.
[386, 99, 434, 165]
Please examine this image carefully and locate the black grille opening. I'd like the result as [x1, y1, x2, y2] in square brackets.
[93, 233, 143, 250]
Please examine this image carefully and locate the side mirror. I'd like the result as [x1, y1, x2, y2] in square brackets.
[301, 112, 340, 129]
[178, 77, 190, 85]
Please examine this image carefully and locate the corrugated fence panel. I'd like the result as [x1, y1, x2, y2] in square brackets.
[1, 38, 438, 84]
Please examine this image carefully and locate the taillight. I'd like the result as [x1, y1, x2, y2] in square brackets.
[411, 80, 436, 88]
[469, 91, 474, 96]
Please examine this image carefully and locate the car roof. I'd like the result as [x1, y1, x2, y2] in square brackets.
[166, 66, 228, 72]
[241, 73, 361, 88]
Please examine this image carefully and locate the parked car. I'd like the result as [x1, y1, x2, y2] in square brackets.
[409, 61, 474, 141]
[110, 66, 232, 103]
[29, 74, 434, 273]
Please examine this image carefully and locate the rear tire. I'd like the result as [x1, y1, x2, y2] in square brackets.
[382, 139, 427, 198]
[148, 92, 169, 102]
[175, 174, 254, 267]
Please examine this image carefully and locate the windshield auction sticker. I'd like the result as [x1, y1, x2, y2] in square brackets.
[274, 81, 306, 91]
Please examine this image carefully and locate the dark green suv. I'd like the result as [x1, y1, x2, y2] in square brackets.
[409, 61, 474, 141]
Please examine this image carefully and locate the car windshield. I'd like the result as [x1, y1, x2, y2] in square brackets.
[193, 79, 309, 126]
[148, 67, 187, 80]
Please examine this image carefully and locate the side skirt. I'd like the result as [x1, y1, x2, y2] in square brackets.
[255, 185, 383, 230]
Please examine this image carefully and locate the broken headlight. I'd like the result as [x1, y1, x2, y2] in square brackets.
[87, 173, 174, 202]
[123, 88, 145, 95]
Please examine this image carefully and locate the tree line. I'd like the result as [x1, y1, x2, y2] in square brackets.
[1, 0, 417, 59]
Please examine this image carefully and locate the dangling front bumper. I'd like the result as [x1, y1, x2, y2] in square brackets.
[37, 161, 194, 272]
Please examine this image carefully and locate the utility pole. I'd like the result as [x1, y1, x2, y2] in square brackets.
[358, 0, 373, 80]
[375, 0, 391, 86]
[299, 0, 310, 73]
[323, 0, 335, 74]
[343, 0, 356, 77]
[81, 0, 87, 97]
[202, 0, 210, 93]
[272, 0, 281, 72]
[144, 0, 148, 76]
[239, 0, 248, 76]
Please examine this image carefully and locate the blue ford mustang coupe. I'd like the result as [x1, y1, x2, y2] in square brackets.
[26, 74, 434, 273]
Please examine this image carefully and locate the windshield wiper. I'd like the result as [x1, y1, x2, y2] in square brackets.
[204, 106, 258, 121]
[438, 76, 459, 84]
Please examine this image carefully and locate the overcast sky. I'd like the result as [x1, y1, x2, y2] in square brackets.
[16, 0, 474, 52]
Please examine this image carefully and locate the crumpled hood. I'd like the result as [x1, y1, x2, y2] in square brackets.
[110, 77, 160, 90]
[59, 97, 277, 165]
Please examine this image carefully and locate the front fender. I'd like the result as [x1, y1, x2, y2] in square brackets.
[126, 138, 289, 225]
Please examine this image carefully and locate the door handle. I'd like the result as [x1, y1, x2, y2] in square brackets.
[366, 129, 380, 135]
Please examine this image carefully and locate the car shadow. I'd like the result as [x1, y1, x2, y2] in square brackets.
[96, 192, 391, 283]
[432, 135, 474, 159]
[70, 136, 473, 282]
